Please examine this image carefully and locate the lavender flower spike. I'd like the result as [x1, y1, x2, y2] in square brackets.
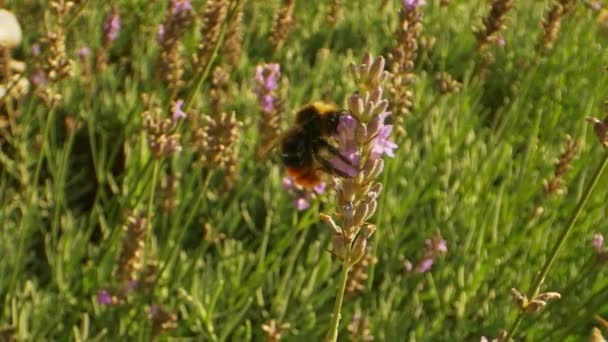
[103, 9, 121, 44]
[253, 63, 281, 113]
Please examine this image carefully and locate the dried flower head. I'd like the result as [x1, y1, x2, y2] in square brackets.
[96, 8, 120, 71]
[261, 319, 290, 342]
[141, 99, 183, 159]
[155, 0, 194, 93]
[587, 114, 608, 148]
[510, 287, 561, 314]
[148, 304, 178, 338]
[223, 4, 243, 66]
[347, 311, 374, 341]
[192, 111, 242, 186]
[327, 0, 343, 26]
[542, 134, 579, 196]
[537, 0, 576, 53]
[474, 0, 513, 52]
[473, 0, 513, 79]
[193, 0, 228, 73]
[435, 71, 462, 95]
[115, 211, 148, 284]
[210, 66, 231, 113]
[254, 63, 283, 147]
[387, 0, 424, 136]
[270, 0, 296, 52]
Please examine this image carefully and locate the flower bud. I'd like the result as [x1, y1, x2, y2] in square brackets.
[362, 223, 376, 238]
[535, 291, 561, 302]
[363, 159, 384, 183]
[511, 288, 527, 309]
[349, 236, 367, 266]
[525, 299, 547, 314]
[348, 93, 364, 117]
[369, 57, 385, 87]
[332, 232, 347, 262]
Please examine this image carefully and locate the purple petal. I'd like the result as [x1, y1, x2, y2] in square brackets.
[294, 197, 310, 211]
[172, 99, 187, 122]
[282, 176, 294, 190]
[416, 257, 434, 273]
[97, 290, 113, 305]
[313, 182, 326, 195]
[593, 233, 604, 252]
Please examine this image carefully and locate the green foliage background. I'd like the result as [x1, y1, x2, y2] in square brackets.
[2, 0, 608, 340]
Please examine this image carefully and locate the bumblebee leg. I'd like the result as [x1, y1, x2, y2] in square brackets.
[313, 140, 357, 178]
[314, 155, 355, 178]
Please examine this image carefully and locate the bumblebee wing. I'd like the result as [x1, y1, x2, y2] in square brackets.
[256, 128, 297, 158]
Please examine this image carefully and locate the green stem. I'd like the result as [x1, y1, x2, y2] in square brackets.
[505, 149, 608, 340]
[326, 263, 351, 342]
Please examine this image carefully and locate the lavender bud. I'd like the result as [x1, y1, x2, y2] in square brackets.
[348, 93, 364, 117]
[333, 232, 347, 262]
[349, 236, 367, 266]
[525, 299, 547, 314]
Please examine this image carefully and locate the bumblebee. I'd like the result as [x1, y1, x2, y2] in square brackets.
[258, 101, 355, 187]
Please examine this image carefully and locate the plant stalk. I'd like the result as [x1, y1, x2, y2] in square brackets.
[505, 149, 608, 340]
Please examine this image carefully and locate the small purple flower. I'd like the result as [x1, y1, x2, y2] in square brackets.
[294, 197, 310, 211]
[283, 176, 294, 190]
[417, 257, 434, 273]
[31, 70, 47, 88]
[498, 36, 506, 47]
[253, 63, 281, 113]
[404, 260, 413, 272]
[78, 46, 90, 59]
[403, 0, 426, 10]
[103, 10, 121, 44]
[172, 99, 187, 122]
[593, 233, 604, 253]
[370, 124, 398, 159]
[283, 176, 323, 211]
[172, 0, 192, 15]
[97, 290, 113, 305]
[157, 24, 166, 43]
[148, 305, 160, 316]
[31, 44, 41, 56]
[313, 182, 326, 195]
[260, 95, 276, 114]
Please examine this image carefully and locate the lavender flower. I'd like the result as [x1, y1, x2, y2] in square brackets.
[171, 99, 187, 122]
[31, 43, 41, 56]
[78, 46, 90, 59]
[97, 290, 114, 305]
[283, 176, 325, 211]
[157, 24, 166, 43]
[417, 257, 434, 273]
[172, 0, 192, 14]
[404, 0, 426, 10]
[253, 63, 280, 113]
[593, 233, 604, 253]
[103, 9, 120, 44]
[405, 231, 447, 274]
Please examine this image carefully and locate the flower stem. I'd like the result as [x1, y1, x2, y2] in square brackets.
[327, 262, 351, 342]
[505, 149, 608, 340]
